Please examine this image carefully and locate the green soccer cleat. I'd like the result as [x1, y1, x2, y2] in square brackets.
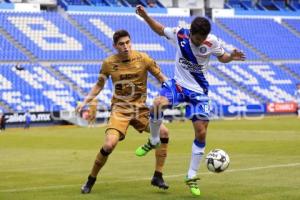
[135, 139, 160, 157]
[185, 176, 201, 196]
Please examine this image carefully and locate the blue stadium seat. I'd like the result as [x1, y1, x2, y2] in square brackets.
[89, 0, 109, 6]
[257, 0, 280, 10]
[0, 63, 80, 112]
[227, 0, 246, 10]
[70, 13, 184, 60]
[0, 11, 107, 61]
[210, 22, 260, 60]
[213, 63, 298, 102]
[0, 34, 28, 61]
[63, 0, 90, 5]
[283, 19, 300, 33]
[218, 18, 300, 60]
[125, 0, 146, 7]
[0, 10, 299, 113]
[289, 0, 300, 10]
[284, 63, 300, 77]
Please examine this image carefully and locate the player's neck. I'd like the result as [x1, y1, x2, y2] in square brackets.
[118, 52, 132, 61]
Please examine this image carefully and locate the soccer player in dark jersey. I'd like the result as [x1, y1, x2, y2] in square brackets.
[76, 29, 169, 194]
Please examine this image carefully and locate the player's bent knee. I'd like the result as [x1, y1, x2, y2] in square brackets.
[104, 129, 121, 151]
[159, 126, 169, 138]
[103, 139, 118, 152]
[153, 98, 162, 107]
[153, 96, 169, 107]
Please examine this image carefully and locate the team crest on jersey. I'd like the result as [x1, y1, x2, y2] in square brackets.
[199, 46, 207, 54]
[112, 65, 118, 71]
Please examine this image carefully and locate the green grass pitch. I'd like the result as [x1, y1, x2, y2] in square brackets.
[0, 116, 299, 200]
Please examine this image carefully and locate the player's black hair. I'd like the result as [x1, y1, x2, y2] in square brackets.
[190, 17, 211, 37]
[113, 29, 131, 44]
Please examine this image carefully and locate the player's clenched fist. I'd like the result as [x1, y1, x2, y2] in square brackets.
[136, 5, 148, 18]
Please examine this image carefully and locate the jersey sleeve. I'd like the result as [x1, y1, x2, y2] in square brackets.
[144, 53, 161, 79]
[97, 60, 109, 88]
[163, 27, 178, 45]
[211, 35, 225, 57]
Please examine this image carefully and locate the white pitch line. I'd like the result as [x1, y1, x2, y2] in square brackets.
[0, 162, 299, 193]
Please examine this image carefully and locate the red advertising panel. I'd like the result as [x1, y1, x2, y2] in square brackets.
[266, 102, 298, 113]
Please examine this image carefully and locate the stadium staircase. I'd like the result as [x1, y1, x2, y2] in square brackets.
[42, 63, 86, 97]
[57, 8, 113, 56]
[281, 20, 300, 39]
[0, 26, 35, 62]
[217, 17, 300, 60]
[279, 64, 300, 81]
[42, 63, 94, 127]
[209, 64, 265, 103]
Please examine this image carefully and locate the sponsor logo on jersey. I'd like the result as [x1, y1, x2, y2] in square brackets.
[120, 73, 139, 80]
[112, 65, 118, 71]
[179, 57, 204, 73]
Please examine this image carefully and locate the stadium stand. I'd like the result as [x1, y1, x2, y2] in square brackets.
[65, 0, 90, 5]
[70, 13, 181, 60]
[59, 0, 164, 7]
[0, 0, 299, 116]
[225, 0, 254, 10]
[213, 63, 297, 102]
[217, 17, 300, 60]
[210, 22, 260, 60]
[283, 18, 300, 33]
[0, 63, 80, 112]
[51, 64, 113, 107]
[70, 14, 260, 61]
[284, 63, 300, 77]
[290, 0, 300, 10]
[0, 34, 28, 61]
[0, 11, 106, 61]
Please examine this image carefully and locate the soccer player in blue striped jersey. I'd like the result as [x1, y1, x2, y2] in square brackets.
[135, 5, 246, 196]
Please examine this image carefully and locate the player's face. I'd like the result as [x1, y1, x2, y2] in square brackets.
[190, 33, 207, 47]
[114, 36, 132, 56]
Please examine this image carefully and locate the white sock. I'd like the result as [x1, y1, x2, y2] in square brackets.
[149, 118, 162, 146]
[187, 140, 205, 179]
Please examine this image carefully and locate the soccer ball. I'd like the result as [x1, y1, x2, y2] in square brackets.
[205, 149, 230, 173]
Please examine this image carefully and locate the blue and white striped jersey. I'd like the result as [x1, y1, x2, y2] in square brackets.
[164, 27, 225, 94]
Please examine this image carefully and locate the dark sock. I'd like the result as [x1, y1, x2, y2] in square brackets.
[87, 175, 96, 185]
[153, 171, 163, 178]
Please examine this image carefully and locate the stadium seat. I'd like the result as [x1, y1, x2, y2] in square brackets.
[213, 63, 298, 102]
[0, 63, 80, 112]
[283, 19, 300, 33]
[0, 11, 107, 61]
[218, 17, 300, 60]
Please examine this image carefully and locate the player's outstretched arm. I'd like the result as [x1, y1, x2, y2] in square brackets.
[136, 5, 165, 36]
[218, 49, 246, 63]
